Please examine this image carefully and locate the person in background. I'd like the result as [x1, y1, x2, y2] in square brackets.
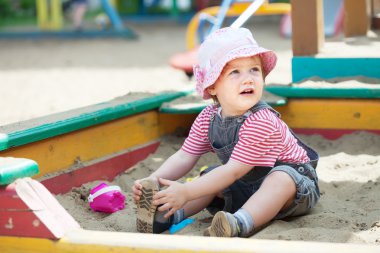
[62, 0, 88, 31]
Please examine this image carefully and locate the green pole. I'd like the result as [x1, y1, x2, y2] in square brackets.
[171, 0, 179, 18]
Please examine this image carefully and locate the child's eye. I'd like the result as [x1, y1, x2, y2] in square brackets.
[229, 70, 239, 75]
[250, 67, 261, 72]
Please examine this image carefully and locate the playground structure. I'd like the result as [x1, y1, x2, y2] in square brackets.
[1, 1, 380, 252]
[36, 0, 63, 31]
[171, 0, 380, 82]
[184, 0, 347, 51]
[185, 0, 291, 50]
[170, 0, 291, 76]
[280, 0, 344, 38]
[0, 0, 136, 39]
[290, 0, 380, 82]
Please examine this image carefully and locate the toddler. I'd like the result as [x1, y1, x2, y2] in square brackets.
[133, 27, 319, 237]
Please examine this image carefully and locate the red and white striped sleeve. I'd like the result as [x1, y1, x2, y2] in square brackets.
[230, 109, 284, 167]
[181, 105, 214, 156]
[231, 109, 309, 166]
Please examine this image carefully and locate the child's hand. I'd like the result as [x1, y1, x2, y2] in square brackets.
[153, 178, 188, 218]
[132, 176, 157, 204]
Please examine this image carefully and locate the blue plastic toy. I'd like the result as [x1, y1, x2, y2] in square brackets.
[169, 218, 195, 234]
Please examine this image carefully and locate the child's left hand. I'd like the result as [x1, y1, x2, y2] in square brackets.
[153, 178, 188, 219]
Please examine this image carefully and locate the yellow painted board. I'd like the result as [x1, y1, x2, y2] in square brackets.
[0, 111, 197, 179]
[231, 3, 291, 15]
[1, 229, 380, 253]
[0, 111, 161, 178]
[1, 99, 378, 178]
[158, 113, 196, 136]
[276, 99, 380, 130]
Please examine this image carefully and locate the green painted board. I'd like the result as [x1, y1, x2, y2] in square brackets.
[0, 158, 39, 185]
[266, 85, 380, 98]
[160, 91, 287, 114]
[292, 57, 380, 83]
[0, 133, 8, 151]
[0, 90, 192, 151]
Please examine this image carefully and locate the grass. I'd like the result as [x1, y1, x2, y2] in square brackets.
[0, 16, 37, 28]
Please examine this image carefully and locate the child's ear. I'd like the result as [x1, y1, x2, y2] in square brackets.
[207, 86, 216, 96]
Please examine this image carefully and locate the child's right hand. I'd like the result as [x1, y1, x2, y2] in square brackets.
[132, 176, 157, 204]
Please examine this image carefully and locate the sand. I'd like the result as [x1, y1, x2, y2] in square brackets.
[55, 131, 380, 244]
[1, 19, 379, 245]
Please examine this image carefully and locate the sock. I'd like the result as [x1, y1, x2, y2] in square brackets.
[154, 208, 185, 225]
[233, 208, 254, 237]
[173, 209, 185, 224]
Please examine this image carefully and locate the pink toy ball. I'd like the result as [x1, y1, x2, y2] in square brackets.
[88, 182, 126, 213]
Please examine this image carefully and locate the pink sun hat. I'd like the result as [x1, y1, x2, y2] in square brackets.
[193, 27, 277, 99]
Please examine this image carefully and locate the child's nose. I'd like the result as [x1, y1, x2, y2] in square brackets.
[242, 73, 254, 85]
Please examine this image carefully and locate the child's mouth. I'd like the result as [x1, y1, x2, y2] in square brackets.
[240, 88, 254, 95]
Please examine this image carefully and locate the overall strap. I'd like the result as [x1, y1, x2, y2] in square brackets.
[248, 100, 281, 118]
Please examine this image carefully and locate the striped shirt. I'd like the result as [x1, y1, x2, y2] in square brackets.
[181, 105, 310, 167]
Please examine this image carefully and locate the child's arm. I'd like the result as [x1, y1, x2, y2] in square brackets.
[132, 149, 200, 203]
[154, 159, 252, 217]
[151, 149, 200, 181]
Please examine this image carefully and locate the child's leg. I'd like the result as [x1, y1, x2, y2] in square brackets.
[182, 193, 220, 217]
[242, 171, 296, 228]
[207, 171, 296, 237]
[153, 194, 219, 234]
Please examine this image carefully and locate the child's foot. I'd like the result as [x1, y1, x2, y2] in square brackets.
[204, 211, 239, 237]
[136, 178, 159, 233]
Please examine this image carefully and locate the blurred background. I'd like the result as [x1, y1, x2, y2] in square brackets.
[0, 0, 293, 125]
[0, 0, 378, 125]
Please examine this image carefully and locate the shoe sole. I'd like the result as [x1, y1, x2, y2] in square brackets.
[136, 179, 159, 233]
[204, 211, 232, 237]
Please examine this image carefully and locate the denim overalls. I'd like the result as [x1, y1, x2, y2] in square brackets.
[202, 101, 320, 219]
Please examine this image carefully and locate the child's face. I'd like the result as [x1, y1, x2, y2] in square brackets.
[207, 56, 264, 117]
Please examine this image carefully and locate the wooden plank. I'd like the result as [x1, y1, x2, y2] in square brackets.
[1, 229, 380, 253]
[0, 111, 161, 179]
[371, 0, 380, 29]
[0, 110, 198, 183]
[293, 128, 380, 140]
[158, 113, 196, 136]
[0, 184, 28, 210]
[292, 57, 380, 82]
[344, 0, 369, 37]
[0, 133, 7, 150]
[265, 85, 380, 98]
[41, 141, 160, 194]
[0, 91, 189, 151]
[0, 211, 54, 239]
[0, 179, 79, 239]
[291, 0, 324, 56]
[159, 91, 287, 114]
[275, 99, 380, 130]
[0, 158, 39, 185]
